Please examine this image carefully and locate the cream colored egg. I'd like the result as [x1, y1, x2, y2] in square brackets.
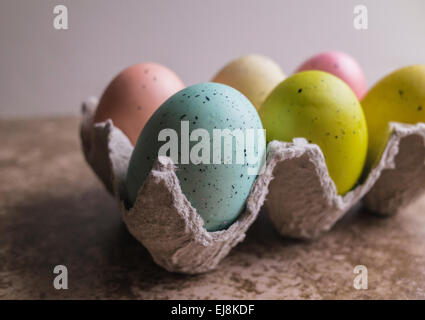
[212, 54, 286, 110]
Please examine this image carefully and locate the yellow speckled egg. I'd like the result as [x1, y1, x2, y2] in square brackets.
[212, 54, 286, 110]
[259, 71, 368, 195]
[362, 65, 425, 171]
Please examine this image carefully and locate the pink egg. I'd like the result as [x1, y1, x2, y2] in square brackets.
[295, 51, 367, 99]
[94, 62, 185, 145]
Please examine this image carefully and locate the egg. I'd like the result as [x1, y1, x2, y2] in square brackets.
[94, 62, 185, 145]
[362, 65, 425, 171]
[211, 54, 286, 110]
[259, 71, 368, 195]
[125, 82, 266, 231]
[295, 51, 367, 100]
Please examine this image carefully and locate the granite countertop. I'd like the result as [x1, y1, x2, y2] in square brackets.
[1, 117, 424, 299]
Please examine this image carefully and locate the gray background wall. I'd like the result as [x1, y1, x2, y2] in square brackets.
[0, 0, 424, 117]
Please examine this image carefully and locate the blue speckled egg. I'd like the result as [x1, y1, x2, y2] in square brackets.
[125, 82, 266, 232]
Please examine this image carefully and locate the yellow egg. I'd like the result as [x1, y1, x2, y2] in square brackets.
[362, 65, 425, 171]
[212, 54, 286, 110]
[259, 71, 368, 195]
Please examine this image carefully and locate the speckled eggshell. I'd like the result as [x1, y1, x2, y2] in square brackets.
[212, 54, 286, 110]
[362, 65, 425, 171]
[94, 62, 185, 145]
[259, 71, 368, 195]
[125, 82, 266, 232]
[295, 51, 367, 100]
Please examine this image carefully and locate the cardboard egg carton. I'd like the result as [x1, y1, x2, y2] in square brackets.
[80, 97, 425, 273]
[80, 97, 273, 274]
[265, 125, 425, 239]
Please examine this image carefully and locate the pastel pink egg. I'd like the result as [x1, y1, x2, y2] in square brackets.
[94, 62, 185, 145]
[295, 51, 367, 100]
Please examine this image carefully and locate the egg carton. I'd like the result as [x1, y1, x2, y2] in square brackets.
[264, 124, 425, 239]
[80, 96, 425, 273]
[80, 97, 273, 274]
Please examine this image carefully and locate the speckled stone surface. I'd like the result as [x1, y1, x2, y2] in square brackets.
[1, 117, 425, 299]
